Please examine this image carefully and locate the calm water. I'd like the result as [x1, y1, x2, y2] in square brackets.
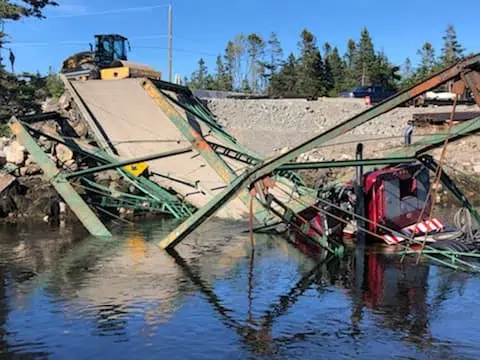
[0, 215, 479, 360]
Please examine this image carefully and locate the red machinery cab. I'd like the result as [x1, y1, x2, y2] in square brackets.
[363, 163, 430, 234]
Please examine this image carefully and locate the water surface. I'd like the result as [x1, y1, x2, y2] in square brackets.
[0, 216, 479, 359]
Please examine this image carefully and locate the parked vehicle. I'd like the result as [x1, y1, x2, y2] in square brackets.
[339, 85, 397, 103]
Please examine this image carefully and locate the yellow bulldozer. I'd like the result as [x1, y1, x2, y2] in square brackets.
[61, 34, 161, 80]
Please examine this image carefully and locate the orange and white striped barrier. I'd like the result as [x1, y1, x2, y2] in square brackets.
[382, 218, 445, 245]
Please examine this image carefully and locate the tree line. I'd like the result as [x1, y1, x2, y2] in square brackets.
[186, 25, 467, 97]
[0, 1, 60, 120]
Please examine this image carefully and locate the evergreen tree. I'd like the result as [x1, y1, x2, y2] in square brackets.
[0, 0, 57, 117]
[329, 47, 347, 93]
[416, 42, 437, 78]
[246, 33, 266, 93]
[441, 24, 464, 66]
[323, 42, 334, 93]
[345, 39, 356, 69]
[224, 41, 236, 89]
[188, 58, 213, 90]
[266, 32, 283, 74]
[233, 34, 247, 89]
[399, 57, 416, 89]
[260, 32, 284, 89]
[353, 27, 376, 85]
[343, 39, 357, 89]
[295, 29, 325, 97]
[213, 54, 232, 91]
[403, 57, 413, 79]
[371, 51, 400, 89]
[269, 53, 297, 96]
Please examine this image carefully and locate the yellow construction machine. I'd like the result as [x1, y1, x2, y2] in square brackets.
[61, 34, 161, 80]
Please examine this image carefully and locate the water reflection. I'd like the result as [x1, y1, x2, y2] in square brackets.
[0, 219, 477, 359]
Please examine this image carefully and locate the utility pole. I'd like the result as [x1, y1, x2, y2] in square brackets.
[168, 4, 173, 82]
[0, 17, 4, 68]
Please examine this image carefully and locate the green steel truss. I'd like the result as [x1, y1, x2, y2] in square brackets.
[10, 119, 197, 236]
[159, 54, 480, 251]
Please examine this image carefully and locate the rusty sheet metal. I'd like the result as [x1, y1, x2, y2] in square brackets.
[464, 71, 480, 107]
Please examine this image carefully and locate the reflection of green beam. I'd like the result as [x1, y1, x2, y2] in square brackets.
[9, 119, 112, 237]
[65, 146, 192, 179]
[279, 157, 417, 170]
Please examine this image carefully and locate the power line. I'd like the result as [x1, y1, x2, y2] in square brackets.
[9, 34, 169, 47]
[135, 46, 218, 58]
[50, 4, 170, 19]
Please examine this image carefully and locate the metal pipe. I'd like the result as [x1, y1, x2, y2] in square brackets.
[168, 4, 173, 82]
[65, 146, 192, 179]
[355, 143, 366, 247]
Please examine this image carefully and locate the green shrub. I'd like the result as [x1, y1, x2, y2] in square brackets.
[45, 75, 65, 98]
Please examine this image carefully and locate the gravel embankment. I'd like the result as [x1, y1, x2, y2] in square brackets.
[207, 98, 480, 176]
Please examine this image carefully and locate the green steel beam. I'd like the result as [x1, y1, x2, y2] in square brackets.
[9, 119, 112, 237]
[22, 122, 196, 219]
[158, 171, 250, 249]
[158, 55, 480, 249]
[247, 56, 480, 182]
[389, 116, 480, 158]
[152, 79, 261, 161]
[64, 146, 192, 179]
[279, 157, 417, 171]
[419, 155, 480, 225]
[143, 79, 313, 222]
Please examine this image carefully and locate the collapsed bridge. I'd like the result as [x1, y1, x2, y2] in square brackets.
[8, 54, 480, 270]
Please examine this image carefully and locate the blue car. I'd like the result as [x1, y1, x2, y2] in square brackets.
[339, 85, 396, 103]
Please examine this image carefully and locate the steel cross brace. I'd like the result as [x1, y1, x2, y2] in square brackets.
[159, 55, 480, 249]
[418, 155, 480, 225]
[143, 79, 312, 223]
[20, 121, 196, 220]
[262, 193, 341, 254]
[64, 146, 193, 179]
[9, 119, 112, 237]
[152, 79, 260, 160]
[279, 157, 417, 170]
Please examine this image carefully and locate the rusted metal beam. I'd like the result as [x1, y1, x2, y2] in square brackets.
[463, 70, 480, 107]
[248, 55, 480, 182]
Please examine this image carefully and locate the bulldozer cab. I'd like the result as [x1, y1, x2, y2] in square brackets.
[94, 34, 129, 68]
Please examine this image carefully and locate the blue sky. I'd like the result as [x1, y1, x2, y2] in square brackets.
[3, 0, 480, 78]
